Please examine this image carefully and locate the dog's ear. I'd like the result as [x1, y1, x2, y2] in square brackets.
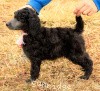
[28, 16, 40, 36]
[27, 8, 41, 36]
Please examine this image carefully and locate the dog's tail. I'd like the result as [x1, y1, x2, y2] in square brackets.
[74, 16, 84, 34]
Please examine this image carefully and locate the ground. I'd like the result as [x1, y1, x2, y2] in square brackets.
[0, 0, 100, 91]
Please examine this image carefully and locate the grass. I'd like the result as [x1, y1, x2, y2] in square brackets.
[0, 0, 100, 91]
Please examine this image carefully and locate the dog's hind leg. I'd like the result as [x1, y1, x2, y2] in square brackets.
[68, 52, 93, 80]
[79, 53, 93, 80]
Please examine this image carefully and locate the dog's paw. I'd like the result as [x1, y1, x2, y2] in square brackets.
[80, 75, 89, 80]
[26, 78, 35, 84]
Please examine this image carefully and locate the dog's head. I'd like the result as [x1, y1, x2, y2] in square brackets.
[6, 7, 40, 34]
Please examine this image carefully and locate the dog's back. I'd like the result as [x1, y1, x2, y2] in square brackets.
[23, 16, 85, 60]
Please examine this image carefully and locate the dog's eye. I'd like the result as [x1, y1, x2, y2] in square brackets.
[20, 17, 24, 20]
[18, 16, 26, 22]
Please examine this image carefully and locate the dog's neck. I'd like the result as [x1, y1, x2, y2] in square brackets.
[23, 22, 41, 37]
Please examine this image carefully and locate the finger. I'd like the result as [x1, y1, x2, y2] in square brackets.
[82, 8, 92, 15]
[76, 5, 88, 16]
[74, 2, 85, 14]
[87, 11, 94, 16]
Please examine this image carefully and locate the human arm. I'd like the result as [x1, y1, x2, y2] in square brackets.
[27, 0, 51, 14]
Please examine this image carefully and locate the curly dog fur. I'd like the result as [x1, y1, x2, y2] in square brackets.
[6, 7, 93, 82]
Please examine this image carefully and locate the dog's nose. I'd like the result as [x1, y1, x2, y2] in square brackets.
[6, 23, 9, 27]
[6, 23, 9, 26]
[6, 22, 10, 27]
[6, 24, 8, 27]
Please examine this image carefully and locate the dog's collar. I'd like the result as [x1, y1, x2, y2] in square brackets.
[16, 33, 28, 47]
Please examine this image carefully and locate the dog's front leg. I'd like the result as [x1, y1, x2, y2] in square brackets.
[26, 58, 42, 83]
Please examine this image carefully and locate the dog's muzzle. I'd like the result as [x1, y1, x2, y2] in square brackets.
[6, 18, 22, 30]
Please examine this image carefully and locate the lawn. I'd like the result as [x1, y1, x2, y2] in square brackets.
[0, 0, 100, 91]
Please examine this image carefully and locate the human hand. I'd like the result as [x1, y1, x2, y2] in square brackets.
[74, 0, 98, 16]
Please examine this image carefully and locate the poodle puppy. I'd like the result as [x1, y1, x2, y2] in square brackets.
[6, 7, 93, 83]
